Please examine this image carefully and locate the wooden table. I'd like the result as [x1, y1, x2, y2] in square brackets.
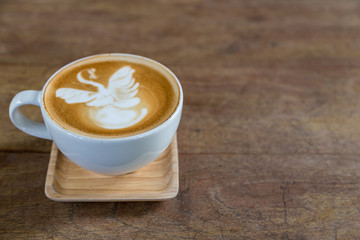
[1, 0, 360, 239]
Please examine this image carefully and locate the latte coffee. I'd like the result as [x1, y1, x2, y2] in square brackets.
[43, 54, 180, 138]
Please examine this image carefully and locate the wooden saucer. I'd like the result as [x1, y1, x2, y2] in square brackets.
[45, 136, 179, 202]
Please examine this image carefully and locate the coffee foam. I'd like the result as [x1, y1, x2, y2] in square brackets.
[56, 66, 148, 129]
[44, 55, 179, 138]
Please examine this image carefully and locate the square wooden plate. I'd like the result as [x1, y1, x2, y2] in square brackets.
[45, 136, 179, 202]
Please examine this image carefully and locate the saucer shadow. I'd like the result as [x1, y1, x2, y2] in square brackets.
[55, 201, 164, 218]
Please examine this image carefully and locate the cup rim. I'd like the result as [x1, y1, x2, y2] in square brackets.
[41, 53, 183, 141]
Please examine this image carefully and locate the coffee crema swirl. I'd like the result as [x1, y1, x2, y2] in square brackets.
[44, 55, 179, 138]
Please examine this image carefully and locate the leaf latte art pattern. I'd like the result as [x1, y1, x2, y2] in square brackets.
[56, 66, 147, 129]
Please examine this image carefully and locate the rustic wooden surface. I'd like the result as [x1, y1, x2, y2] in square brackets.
[1, 0, 360, 239]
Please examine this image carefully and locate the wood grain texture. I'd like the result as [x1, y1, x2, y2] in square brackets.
[1, 0, 360, 239]
[45, 136, 178, 202]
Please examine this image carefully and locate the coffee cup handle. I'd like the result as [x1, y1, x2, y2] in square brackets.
[9, 90, 52, 140]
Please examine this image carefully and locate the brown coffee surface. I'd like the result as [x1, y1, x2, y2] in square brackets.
[44, 55, 179, 138]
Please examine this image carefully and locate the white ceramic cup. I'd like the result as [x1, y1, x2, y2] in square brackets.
[9, 53, 183, 175]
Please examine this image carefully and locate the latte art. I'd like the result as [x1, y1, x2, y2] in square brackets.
[43, 55, 179, 138]
[56, 66, 148, 129]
